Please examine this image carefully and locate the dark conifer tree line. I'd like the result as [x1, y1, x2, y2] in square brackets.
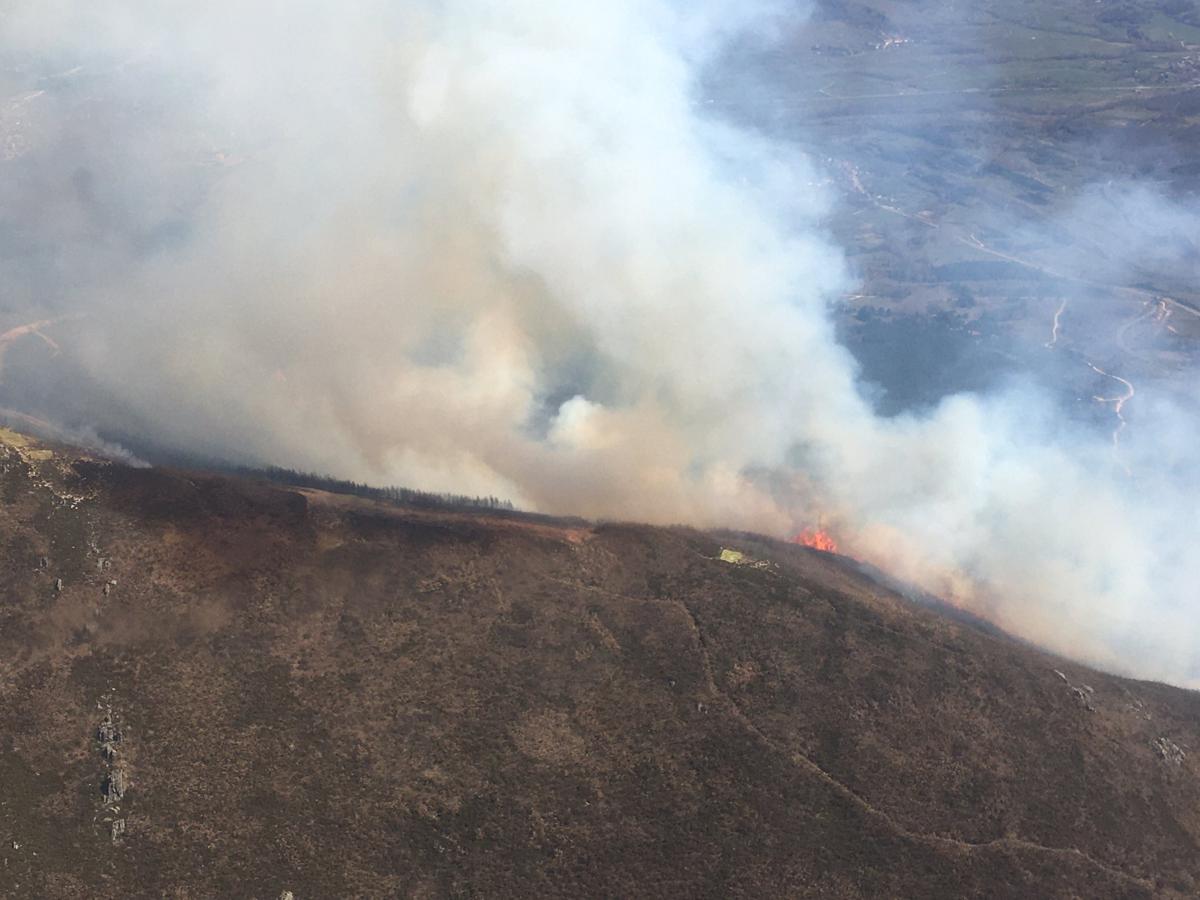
[245, 466, 517, 513]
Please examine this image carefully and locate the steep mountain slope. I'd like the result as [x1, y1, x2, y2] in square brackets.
[0, 428, 1196, 898]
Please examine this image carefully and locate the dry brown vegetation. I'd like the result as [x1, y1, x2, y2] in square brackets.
[0, 430, 1196, 897]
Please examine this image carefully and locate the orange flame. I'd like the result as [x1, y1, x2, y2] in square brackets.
[793, 528, 838, 554]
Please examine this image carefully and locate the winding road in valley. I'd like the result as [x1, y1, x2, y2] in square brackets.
[838, 161, 1198, 474]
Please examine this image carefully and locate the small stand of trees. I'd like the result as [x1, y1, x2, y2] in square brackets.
[246, 466, 517, 513]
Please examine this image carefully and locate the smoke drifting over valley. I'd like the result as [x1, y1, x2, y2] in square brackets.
[1, 1, 1198, 686]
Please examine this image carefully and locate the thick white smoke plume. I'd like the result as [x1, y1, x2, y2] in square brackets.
[0, 1, 1197, 686]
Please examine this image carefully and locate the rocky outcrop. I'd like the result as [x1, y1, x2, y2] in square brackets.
[1154, 737, 1186, 766]
[101, 766, 129, 804]
[95, 704, 130, 841]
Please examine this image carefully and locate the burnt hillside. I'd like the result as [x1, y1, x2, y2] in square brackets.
[0, 428, 1196, 898]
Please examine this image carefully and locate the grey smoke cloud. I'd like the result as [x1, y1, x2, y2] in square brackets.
[0, 1, 1197, 686]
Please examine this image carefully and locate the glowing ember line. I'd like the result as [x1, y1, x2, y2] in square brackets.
[0, 315, 80, 361]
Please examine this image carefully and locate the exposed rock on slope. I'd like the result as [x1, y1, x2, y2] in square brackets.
[0, 429, 1196, 898]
